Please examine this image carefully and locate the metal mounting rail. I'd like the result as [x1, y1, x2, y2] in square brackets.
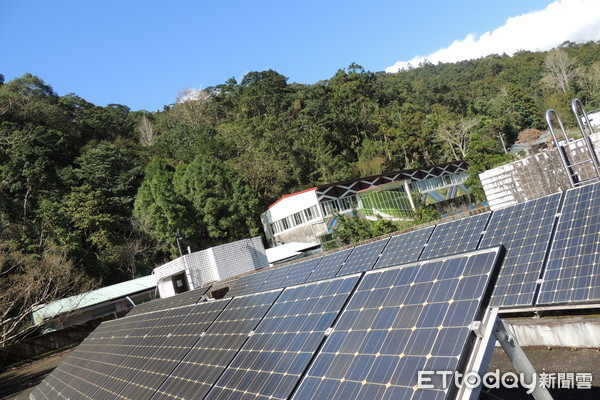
[546, 109, 576, 188]
[571, 98, 600, 179]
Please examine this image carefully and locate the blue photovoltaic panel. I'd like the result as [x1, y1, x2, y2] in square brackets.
[305, 248, 353, 283]
[226, 267, 275, 297]
[261, 257, 322, 291]
[335, 238, 390, 277]
[419, 213, 490, 260]
[373, 226, 434, 270]
[30, 318, 131, 400]
[89, 301, 224, 400]
[292, 247, 504, 400]
[481, 193, 562, 308]
[43, 309, 173, 399]
[150, 290, 282, 400]
[538, 182, 600, 305]
[204, 275, 360, 400]
[124, 285, 210, 317]
[114, 299, 233, 399]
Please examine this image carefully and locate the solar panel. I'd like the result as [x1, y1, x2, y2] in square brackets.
[480, 193, 562, 308]
[292, 247, 504, 400]
[124, 285, 210, 317]
[150, 289, 282, 400]
[305, 248, 353, 283]
[226, 267, 275, 297]
[91, 300, 229, 400]
[71, 307, 188, 400]
[373, 226, 434, 270]
[419, 213, 490, 260]
[114, 298, 233, 399]
[335, 238, 390, 276]
[204, 274, 361, 400]
[261, 257, 323, 291]
[538, 181, 600, 306]
[42, 309, 171, 399]
[30, 319, 129, 400]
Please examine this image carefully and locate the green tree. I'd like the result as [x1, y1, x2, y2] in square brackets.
[174, 154, 260, 244]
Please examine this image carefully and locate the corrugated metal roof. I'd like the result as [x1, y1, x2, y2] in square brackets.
[32, 275, 157, 323]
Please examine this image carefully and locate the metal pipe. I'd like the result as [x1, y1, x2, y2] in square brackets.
[571, 98, 600, 178]
[546, 109, 576, 188]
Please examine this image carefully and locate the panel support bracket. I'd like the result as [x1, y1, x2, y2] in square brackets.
[458, 308, 554, 400]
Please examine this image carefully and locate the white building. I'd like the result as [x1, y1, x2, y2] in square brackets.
[261, 161, 471, 246]
[153, 236, 268, 298]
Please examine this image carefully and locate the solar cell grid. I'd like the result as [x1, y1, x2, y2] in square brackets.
[43, 310, 171, 399]
[261, 257, 322, 291]
[114, 298, 232, 399]
[336, 238, 390, 277]
[292, 247, 504, 400]
[65, 308, 177, 400]
[225, 267, 275, 297]
[125, 285, 210, 318]
[373, 226, 435, 270]
[204, 274, 361, 400]
[93, 300, 228, 400]
[150, 289, 283, 400]
[419, 212, 490, 260]
[481, 193, 562, 308]
[538, 182, 600, 306]
[305, 248, 353, 283]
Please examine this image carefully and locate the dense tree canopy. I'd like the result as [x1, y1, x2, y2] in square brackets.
[2, 40, 600, 345]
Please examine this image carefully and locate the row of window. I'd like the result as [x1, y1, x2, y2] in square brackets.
[268, 205, 321, 235]
[265, 173, 469, 237]
[320, 195, 358, 217]
[410, 171, 469, 192]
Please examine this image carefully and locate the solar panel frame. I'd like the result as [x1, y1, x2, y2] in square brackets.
[480, 192, 563, 308]
[538, 181, 600, 306]
[335, 238, 390, 277]
[373, 226, 435, 270]
[304, 248, 353, 283]
[149, 289, 283, 400]
[419, 212, 491, 261]
[291, 247, 505, 400]
[204, 274, 361, 400]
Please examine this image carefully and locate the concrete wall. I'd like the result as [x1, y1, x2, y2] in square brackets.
[480, 133, 600, 210]
[0, 325, 97, 369]
[505, 316, 600, 348]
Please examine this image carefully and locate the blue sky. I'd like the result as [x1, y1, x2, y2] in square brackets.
[2, 0, 599, 111]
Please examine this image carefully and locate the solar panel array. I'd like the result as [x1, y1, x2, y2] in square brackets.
[373, 226, 434, 270]
[151, 290, 282, 400]
[538, 181, 600, 305]
[335, 237, 390, 276]
[419, 213, 490, 260]
[34, 180, 600, 400]
[482, 193, 562, 308]
[293, 248, 503, 400]
[305, 248, 352, 283]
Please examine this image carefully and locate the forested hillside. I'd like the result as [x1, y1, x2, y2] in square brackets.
[1, 41, 600, 344]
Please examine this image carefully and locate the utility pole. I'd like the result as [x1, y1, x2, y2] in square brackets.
[175, 232, 183, 257]
[498, 133, 508, 154]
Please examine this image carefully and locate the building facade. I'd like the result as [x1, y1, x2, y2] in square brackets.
[261, 161, 471, 246]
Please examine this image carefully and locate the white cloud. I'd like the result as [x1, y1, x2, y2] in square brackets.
[385, 0, 600, 73]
